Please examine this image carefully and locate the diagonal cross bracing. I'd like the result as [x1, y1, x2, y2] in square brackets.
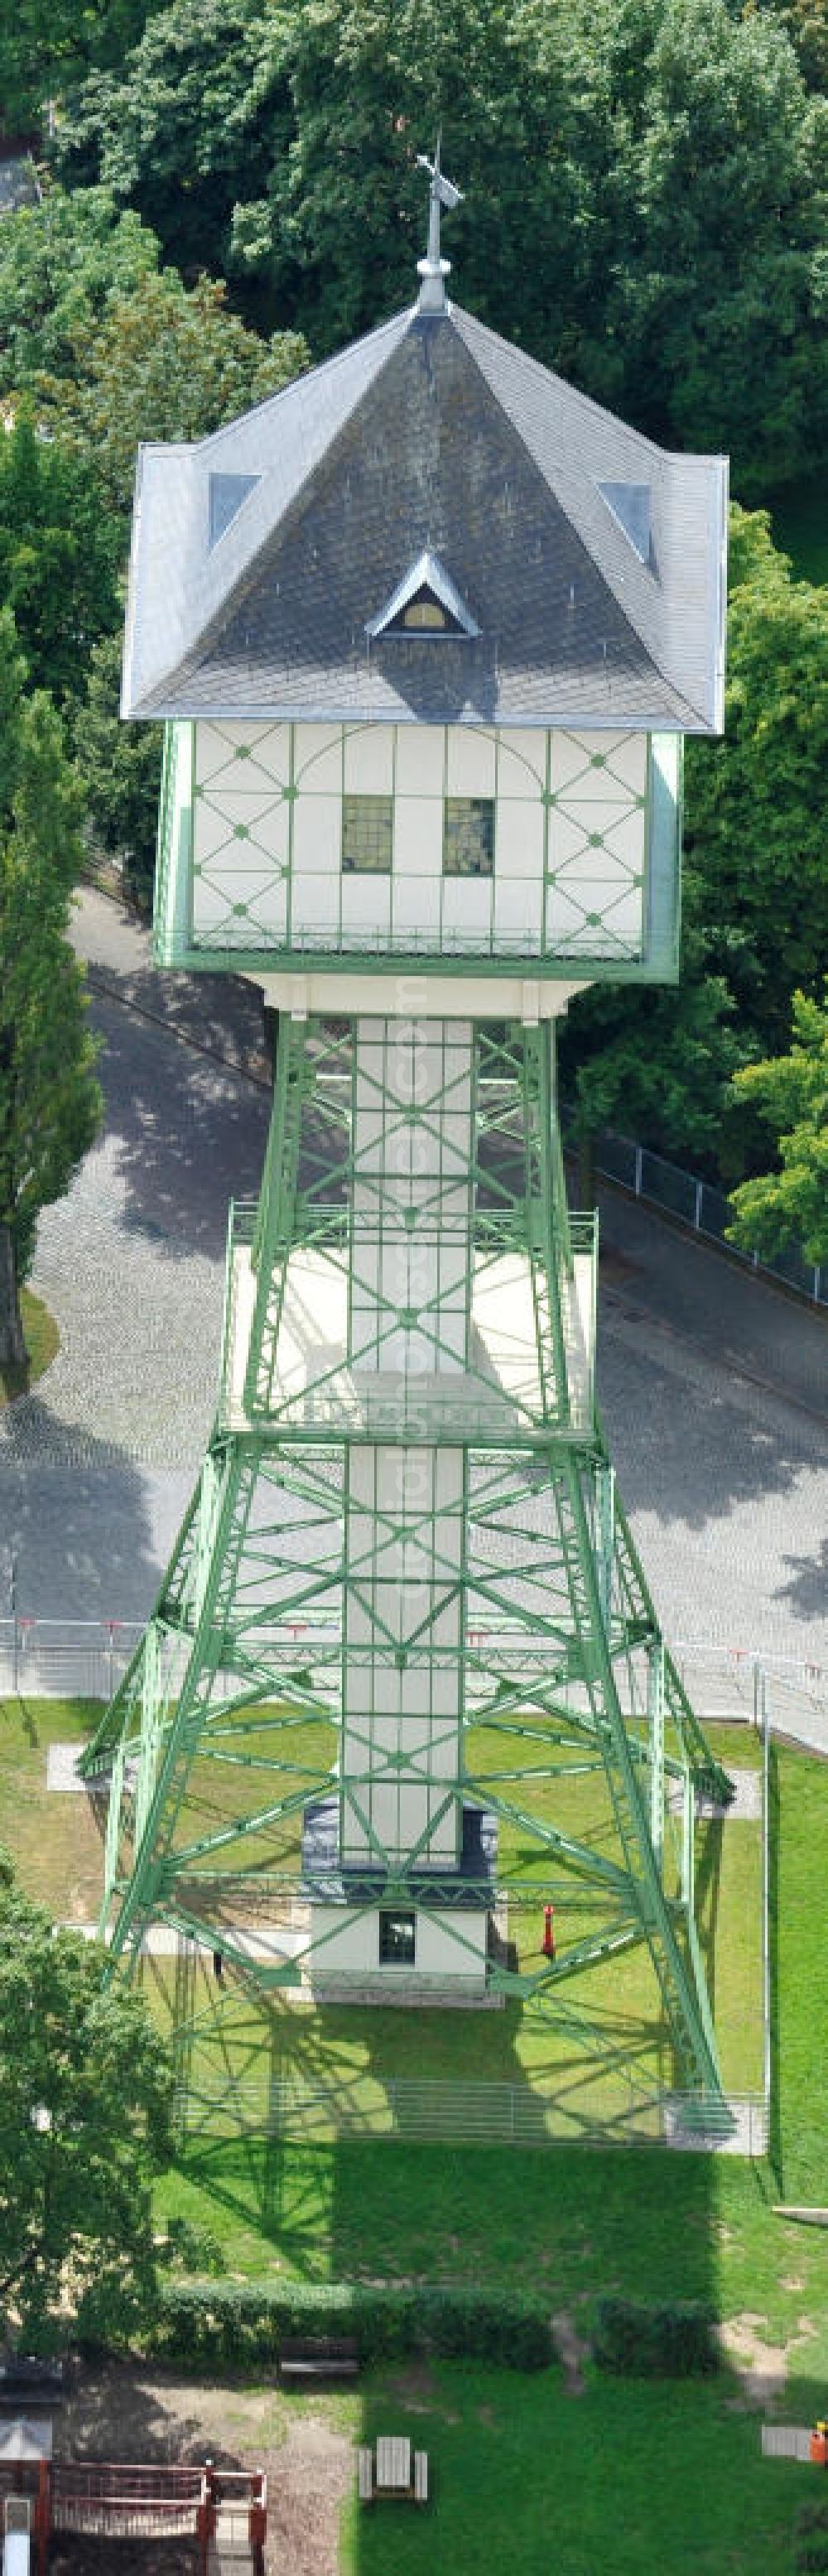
[82, 1013, 731, 2098]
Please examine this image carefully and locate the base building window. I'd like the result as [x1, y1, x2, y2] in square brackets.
[379, 1910, 416, 1966]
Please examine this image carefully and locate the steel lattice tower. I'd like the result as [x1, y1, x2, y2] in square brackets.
[82, 164, 733, 2107]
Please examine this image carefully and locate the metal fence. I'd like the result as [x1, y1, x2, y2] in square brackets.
[0, 1617, 142, 1701]
[174, 2069, 768, 2156]
[562, 1114, 826, 1309]
[1, 1617, 822, 1749]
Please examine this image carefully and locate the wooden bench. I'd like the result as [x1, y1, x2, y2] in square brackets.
[278, 2338, 359, 2382]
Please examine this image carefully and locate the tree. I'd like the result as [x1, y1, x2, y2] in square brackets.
[0, 186, 161, 400]
[563, 506, 828, 1188]
[53, 0, 291, 288]
[0, 1846, 172, 2345]
[0, 613, 102, 1370]
[559, 920, 749, 1183]
[41, 267, 309, 512]
[596, 0, 828, 493]
[0, 402, 121, 708]
[1, 0, 170, 141]
[75, 631, 163, 908]
[684, 507, 828, 1060]
[53, 0, 828, 493]
[727, 987, 828, 1269]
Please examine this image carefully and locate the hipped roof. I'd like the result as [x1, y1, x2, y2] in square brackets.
[123, 300, 727, 733]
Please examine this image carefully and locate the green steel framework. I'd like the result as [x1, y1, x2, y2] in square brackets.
[81, 1015, 732, 2103]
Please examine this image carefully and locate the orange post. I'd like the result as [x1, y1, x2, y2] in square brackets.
[542, 1904, 555, 1959]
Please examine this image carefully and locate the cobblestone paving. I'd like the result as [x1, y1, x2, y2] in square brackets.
[0, 889, 824, 1689]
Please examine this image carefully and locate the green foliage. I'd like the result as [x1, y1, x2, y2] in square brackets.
[41, 267, 309, 512]
[593, 0, 828, 493]
[54, 0, 828, 492]
[1, 0, 170, 136]
[564, 507, 828, 1187]
[592, 2296, 719, 2377]
[728, 987, 828, 1276]
[162, 2214, 226, 2276]
[0, 1850, 172, 2346]
[153, 2276, 554, 2370]
[0, 402, 120, 707]
[685, 507, 828, 1060]
[560, 932, 748, 1176]
[54, 0, 291, 287]
[795, 2505, 828, 2574]
[0, 612, 102, 1363]
[0, 186, 161, 398]
[75, 631, 162, 907]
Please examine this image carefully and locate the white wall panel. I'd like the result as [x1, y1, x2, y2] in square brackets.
[446, 726, 497, 797]
[291, 795, 341, 872]
[395, 725, 445, 795]
[344, 724, 394, 793]
[392, 798, 442, 876]
[497, 729, 547, 795]
[494, 800, 545, 878]
[293, 723, 342, 791]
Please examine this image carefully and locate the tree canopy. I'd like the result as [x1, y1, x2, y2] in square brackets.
[53, 0, 828, 493]
[0, 613, 102, 1367]
[40, 267, 309, 512]
[0, 186, 161, 398]
[684, 507, 828, 1060]
[728, 986, 828, 1269]
[0, 1844, 171, 2344]
[0, 402, 121, 704]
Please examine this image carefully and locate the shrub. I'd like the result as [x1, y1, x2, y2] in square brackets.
[592, 2297, 718, 2378]
[150, 2279, 553, 2372]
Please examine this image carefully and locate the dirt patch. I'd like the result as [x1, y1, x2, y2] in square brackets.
[718, 2315, 788, 2405]
[55, 2358, 354, 2576]
[272, 2415, 353, 2576]
[551, 2309, 590, 2396]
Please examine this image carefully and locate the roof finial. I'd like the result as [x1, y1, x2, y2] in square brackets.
[416, 135, 463, 315]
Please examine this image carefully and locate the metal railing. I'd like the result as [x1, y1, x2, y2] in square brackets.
[174, 2068, 768, 2156]
[562, 1113, 826, 1309]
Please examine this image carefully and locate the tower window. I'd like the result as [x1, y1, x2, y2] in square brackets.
[379, 1910, 416, 1966]
[443, 798, 494, 877]
[342, 795, 393, 872]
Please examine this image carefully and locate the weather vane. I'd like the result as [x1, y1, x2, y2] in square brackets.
[416, 135, 463, 312]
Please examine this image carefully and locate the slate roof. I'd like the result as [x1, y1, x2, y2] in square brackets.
[122, 300, 727, 733]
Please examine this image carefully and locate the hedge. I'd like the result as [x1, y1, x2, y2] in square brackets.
[150, 2279, 553, 2372]
[592, 2297, 718, 2378]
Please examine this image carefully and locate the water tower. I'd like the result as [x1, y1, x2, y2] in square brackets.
[83, 161, 731, 2100]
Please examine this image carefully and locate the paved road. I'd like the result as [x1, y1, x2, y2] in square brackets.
[0, 887, 824, 1696]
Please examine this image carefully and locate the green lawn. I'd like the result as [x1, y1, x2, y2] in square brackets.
[767, 481, 828, 585]
[4, 1698, 828, 2428]
[344, 2367, 797, 2576]
[0, 1287, 59, 1408]
[2, 1697, 827, 2576]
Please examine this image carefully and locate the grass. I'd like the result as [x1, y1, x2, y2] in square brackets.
[0, 1695, 104, 1916]
[2, 1700, 827, 2576]
[344, 2365, 798, 2576]
[0, 1286, 58, 1407]
[767, 480, 828, 586]
[4, 1698, 827, 2415]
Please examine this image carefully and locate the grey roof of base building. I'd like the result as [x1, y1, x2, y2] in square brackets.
[122, 300, 728, 733]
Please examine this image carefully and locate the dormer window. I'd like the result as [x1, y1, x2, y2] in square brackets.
[403, 595, 449, 631]
[367, 549, 479, 642]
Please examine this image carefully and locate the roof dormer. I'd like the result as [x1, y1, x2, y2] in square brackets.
[366, 549, 479, 640]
